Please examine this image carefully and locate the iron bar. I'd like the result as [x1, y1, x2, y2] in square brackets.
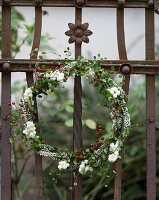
[1, 5, 11, 200]
[72, 7, 82, 200]
[26, 7, 43, 200]
[114, 7, 129, 200]
[0, 60, 159, 75]
[0, 1, 158, 200]
[0, 0, 154, 8]
[145, 8, 156, 200]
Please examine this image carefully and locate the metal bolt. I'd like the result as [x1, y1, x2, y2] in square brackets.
[118, 0, 125, 7]
[120, 64, 132, 75]
[3, 0, 10, 4]
[76, 0, 85, 6]
[148, 0, 154, 7]
[2, 115, 7, 120]
[74, 0, 87, 8]
[34, 0, 42, 5]
[3, 63, 10, 70]
[149, 117, 154, 123]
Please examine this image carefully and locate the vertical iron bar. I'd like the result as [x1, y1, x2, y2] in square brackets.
[145, 8, 156, 200]
[115, 8, 129, 200]
[1, 6, 11, 200]
[72, 8, 82, 200]
[26, 7, 43, 200]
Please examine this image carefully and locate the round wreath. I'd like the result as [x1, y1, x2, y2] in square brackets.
[8, 50, 130, 187]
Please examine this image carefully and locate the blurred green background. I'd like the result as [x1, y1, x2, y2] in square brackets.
[0, 7, 159, 200]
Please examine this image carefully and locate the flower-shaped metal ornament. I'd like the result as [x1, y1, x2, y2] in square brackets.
[65, 21, 93, 48]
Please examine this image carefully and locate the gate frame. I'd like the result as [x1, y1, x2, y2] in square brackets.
[0, 1, 158, 200]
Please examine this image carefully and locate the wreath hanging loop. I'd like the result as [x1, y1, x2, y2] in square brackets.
[8, 50, 131, 187]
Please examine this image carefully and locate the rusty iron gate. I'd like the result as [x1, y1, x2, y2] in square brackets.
[0, 0, 159, 200]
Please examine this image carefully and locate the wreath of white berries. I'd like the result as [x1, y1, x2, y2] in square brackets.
[8, 51, 130, 186]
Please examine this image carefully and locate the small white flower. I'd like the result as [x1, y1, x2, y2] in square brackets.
[85, 166, 90, 172]
[79, 160, 90, 174]
[38, 147, 67, 159]
[46, 72, 51, 78]
[114, 151, 119, 156]
[57, 72, 65, 82]
[65, 61, 76, 70]
[24, 88, 33, 102]
[113, 93, 117, 98]
[29, 131, 36, 138]
[23, 121, 36, 138]
[46, 70, 65, 82]
[84, 160, 88, 164]
[88, 68, 95, 77]
[108, 87, 121, 98]
[108, 153, 118, 163]
[23, 129, 28, 135]
[58, 165, 62, 170]
[80, 164, 85, 169]
[109, 141, 119, 152]
[50, 70, 65, 82]
[79, 168, 82, 173]
[58, 161, 70, 170]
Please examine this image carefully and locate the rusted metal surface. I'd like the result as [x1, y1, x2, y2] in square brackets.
[118, 0, 125, 7]
[114, 8, 130, 200]
[117, 10, 127, 61]
[34, 0, 43, 5]
[72, 7, 82, 200]
[0, 59, 159, 75]
[65, 21, 93, 47]
[0, 1, 158, 200]
[116, 8, 130, 93]
[145, 8, 156, 200]
[0, 0, 155, 8]
[26, 7, 43, 200]
[74, 0, 88, 8]
[1, 6, 11, 200]
[3, 0, 10, 5]
[154, 0, 159, 13]
[156, 126, 159, 131]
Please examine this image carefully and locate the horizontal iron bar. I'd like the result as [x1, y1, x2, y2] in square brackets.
[0, 0, 152, 8]
[0, 59, 159, 75]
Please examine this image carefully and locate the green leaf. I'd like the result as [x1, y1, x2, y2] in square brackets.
[85, 119, 96, 129]
[65, 105, 73, 113]
[65, 119, 73, 127]
[97, 173, 102, 176]
[69, 187, 73, 191]
[111, 66, 115, 71]
[89, 167, 93, 172]
[34, 48, 38, 52]
[29, 52, 34, 57]
[86, 149, 90, 153]
[9, 138, 13, 144]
